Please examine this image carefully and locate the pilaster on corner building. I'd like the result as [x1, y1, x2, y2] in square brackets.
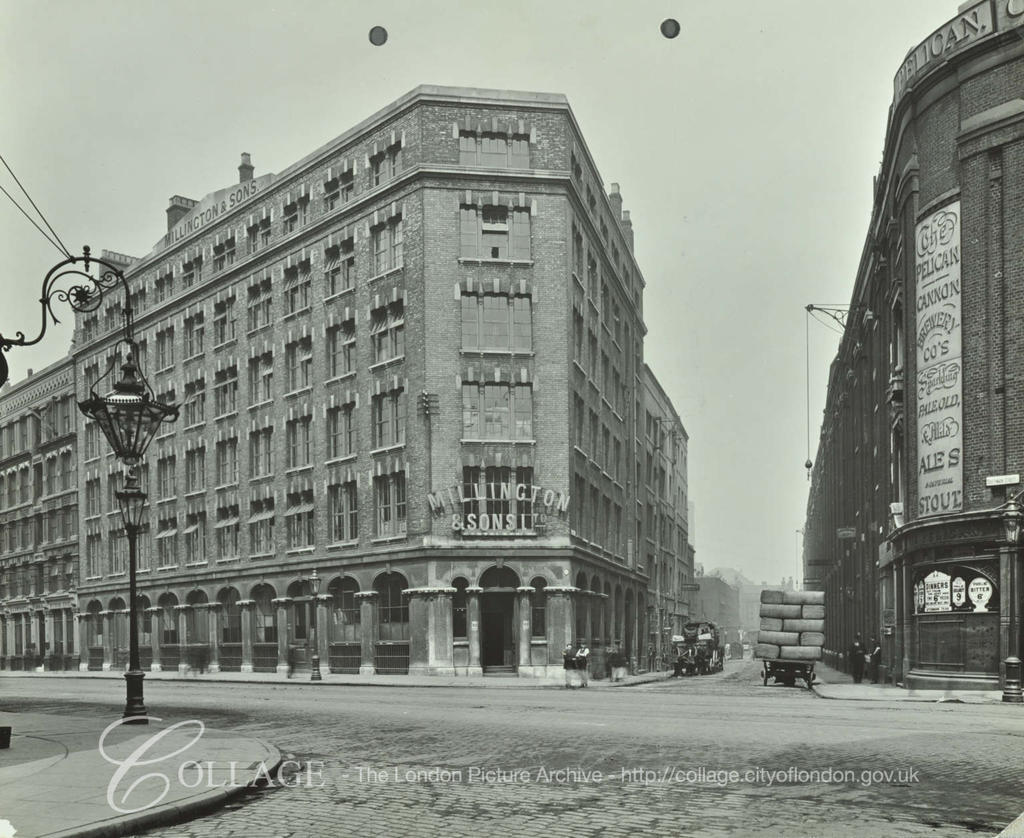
[0, 85, 693, 679]
[804, 3, 1024, 691]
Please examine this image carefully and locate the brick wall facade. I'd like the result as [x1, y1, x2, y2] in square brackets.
[804, 9, 1024, 690]
[3, 86, 687, 678]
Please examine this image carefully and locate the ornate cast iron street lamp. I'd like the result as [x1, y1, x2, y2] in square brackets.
[79, 345, 177, 724]
[1001, 497, 1023, 704]
[2, 248, 178, 720]
[309, 569, 323, 682]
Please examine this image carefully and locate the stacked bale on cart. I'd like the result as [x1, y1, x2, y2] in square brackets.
[754, 589, 825, 661]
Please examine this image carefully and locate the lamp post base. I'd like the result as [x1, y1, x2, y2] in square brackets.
[123, 670, 149, 723]
[1003, 657, 1023, 704]
[310, 653, 323, 682]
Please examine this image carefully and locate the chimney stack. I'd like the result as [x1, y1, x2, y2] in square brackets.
[621, 210, 634, 253]
[608, 183, 623, 221]
[166, 195, 198, 232]
[239, 152, 254, 183]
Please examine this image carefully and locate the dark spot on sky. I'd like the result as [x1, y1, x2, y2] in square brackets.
[661, 19, 680, 39]
[369, 26, 388, 46]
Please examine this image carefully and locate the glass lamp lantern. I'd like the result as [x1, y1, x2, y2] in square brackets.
[78, 347, 178, 465]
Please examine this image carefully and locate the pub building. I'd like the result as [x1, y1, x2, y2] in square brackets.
[804, 2, 1024, 693]
[0, 86, 692, 678]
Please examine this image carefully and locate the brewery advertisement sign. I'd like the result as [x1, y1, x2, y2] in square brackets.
[915, 201, 963, 517]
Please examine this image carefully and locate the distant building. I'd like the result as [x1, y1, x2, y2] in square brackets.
[692, 573, 739, 635]
[0, 357, 79, 671]
[640, 366, 692, 664]
[714, 568, 764, 639]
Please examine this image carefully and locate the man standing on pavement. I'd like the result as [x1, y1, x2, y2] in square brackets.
[849, 633, 865, 683]
[575, 639, 591, 687]
[868, 636, 881, 683]
[563, 642, 576, 689]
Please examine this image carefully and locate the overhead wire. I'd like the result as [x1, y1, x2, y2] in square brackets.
[805, 309, 811, 479]
[0, 182, 68, 257]
[808, 310, 845, 335]
[0, 151, 73, 259]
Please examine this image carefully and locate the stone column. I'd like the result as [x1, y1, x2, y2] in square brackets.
[406, 588, 455, 677]
[900, 559, 912, 681]
[100, 611, 114, 671]
[76, 613, 89, 671]
[465, 586, 483, 676]
[516, 587, 534, 674]
[207, 603, 222, 673]
[19, 613, 29, 663]
[544, 587, 577, 668]
[146, 607, 162, 671]
[238, 599, 255, 673]
[43, 608, 55, 669]
[272, 597, 292, 675]
[64, 608, 74, 658]
[356, 591, 379, 675]
[176, 605, 191, 673]
[593, 592, 609, 676]
[28, 609, 40, 665]
[315, 595, 332, 669]
[597, 592, 609, 646]
[578, 590, 593, 645]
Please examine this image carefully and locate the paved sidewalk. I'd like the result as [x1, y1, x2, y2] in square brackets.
[0, 667, 673, 690]
[811, 662, 1005, 704]
[0, 709, 281, 838]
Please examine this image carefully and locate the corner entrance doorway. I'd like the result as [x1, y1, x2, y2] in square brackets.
[479, 566, 521, 674]
[481, 594, 515, 672]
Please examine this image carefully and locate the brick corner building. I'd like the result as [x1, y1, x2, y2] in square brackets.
[1, 86, 693, 679]
[804, 5, 1024, 690]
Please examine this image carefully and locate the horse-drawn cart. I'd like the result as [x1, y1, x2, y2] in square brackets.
[756, 588, 825, 689]
[761, 659, 815, 689]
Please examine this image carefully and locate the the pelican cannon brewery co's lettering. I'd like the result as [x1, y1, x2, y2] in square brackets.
[427, 482, 569, 535]
[915, 202, 963, 517]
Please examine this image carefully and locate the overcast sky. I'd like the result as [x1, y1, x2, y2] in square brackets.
[0, 1, 962, 586]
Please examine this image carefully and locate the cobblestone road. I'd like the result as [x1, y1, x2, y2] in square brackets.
[4, 659, 1022, 838]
